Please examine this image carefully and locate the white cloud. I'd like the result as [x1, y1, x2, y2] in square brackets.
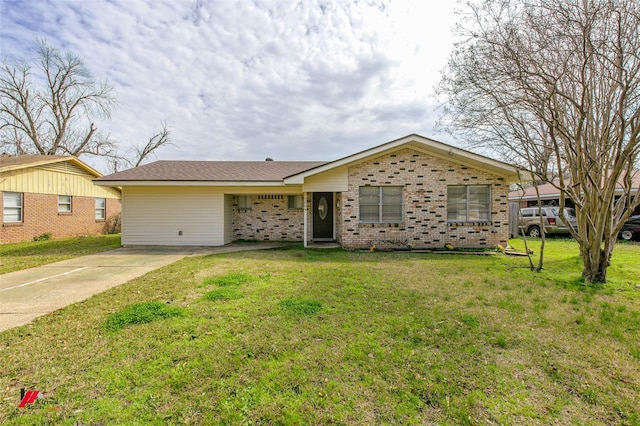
[0, 0, 457, 172]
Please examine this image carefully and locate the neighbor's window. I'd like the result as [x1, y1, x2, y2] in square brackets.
[3, 192, 23, 223]
[447, 185, 491, 221]
[58, 195, 72, 213]
[359, 186, 403, 223]
[288, 195, 303, 210]
[95, 198, 106, 220]
[237, 195, 252, 211]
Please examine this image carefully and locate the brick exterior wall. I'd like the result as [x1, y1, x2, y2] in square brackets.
[228, 150, 510, 249]
[1, 192, 121, 244]
[232, 195, 305, 241]
[182, 148, 512, 248]
[337, 148, 510, 250]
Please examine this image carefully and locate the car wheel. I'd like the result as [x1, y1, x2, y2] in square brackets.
[620, 229, 635, 241]
[527, 226, 542, 238]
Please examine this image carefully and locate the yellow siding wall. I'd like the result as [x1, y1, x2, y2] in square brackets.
[0, 163, 120, 199]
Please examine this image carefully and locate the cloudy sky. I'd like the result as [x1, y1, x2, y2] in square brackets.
[0, 0, 459, 173]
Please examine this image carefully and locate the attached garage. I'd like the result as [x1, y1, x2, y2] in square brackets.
[121, 187, 232, 246]
[94, 160, 322, 247]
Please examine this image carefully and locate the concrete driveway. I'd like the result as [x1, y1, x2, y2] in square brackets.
[0, 243, 288, 332]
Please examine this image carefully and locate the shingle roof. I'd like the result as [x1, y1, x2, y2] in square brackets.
[0, 154, 102, 176]
[95, 160, 328, 182]
[0, 154, 70, 170]
[509, 182, 561, 199]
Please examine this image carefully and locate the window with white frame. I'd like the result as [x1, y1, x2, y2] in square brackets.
[3, 192, 23, 223]
[447, 185, 491, 221]
[288, 195, 303, 210]
[359, 186, 403, 223]
[237, 195, 252, 211]
[95, 198, 106, 220]
[58, 195, 72, 213]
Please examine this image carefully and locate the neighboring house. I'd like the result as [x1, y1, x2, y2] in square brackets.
[94, 134, 518, 250]
[509, 181, 575, 208]
[1, 155, 122, 244]
[507, 177, 640, 238]
[509, 178, 640, 215]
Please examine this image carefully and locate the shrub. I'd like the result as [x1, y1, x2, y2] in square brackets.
[33, 233, 52, 241]
[104, 212, 122, 234]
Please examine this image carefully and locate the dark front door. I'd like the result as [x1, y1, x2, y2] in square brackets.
[313, 192, 333, 240]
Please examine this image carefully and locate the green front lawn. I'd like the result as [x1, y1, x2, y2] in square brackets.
[0, 234, 121, 274]
[1, 239, 639, 424]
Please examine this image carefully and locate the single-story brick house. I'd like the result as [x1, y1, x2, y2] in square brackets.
[94, 134, 518, 249]
[1, 155, 122, 244]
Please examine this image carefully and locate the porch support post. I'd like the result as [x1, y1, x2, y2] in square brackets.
[333, 192, 337, 240]
[303, 192, 308, 248]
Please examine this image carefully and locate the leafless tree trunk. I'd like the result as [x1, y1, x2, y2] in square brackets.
[438, 0, 640, 283]
[515, 171, 546, 272]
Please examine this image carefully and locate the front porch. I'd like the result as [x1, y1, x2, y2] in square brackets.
[230, 192, 339, 247]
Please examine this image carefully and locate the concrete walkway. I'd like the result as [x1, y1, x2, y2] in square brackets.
[0, 242, 289, 332]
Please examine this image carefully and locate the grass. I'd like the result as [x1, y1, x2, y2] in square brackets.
[202, 272, 256, 287]
[0, 238, 639, 424]
[103, 302, 185, 332]
[0, 234, 121, 274]
[278, 297, 324, 315]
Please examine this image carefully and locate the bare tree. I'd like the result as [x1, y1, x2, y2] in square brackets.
[1, 40, 173, 172]
[438, 0, 640, 283]
[109, 122, 173, 172]
[0, 40, 116, 157]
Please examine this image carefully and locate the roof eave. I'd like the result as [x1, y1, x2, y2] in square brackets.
[509, 186, 638, 201]
[93, 180, 291, 187]
[0, 156, 102, 177]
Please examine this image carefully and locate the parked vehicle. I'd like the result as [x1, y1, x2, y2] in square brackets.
[619, 215, 640, 241]
[518, 206, 577, 238]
